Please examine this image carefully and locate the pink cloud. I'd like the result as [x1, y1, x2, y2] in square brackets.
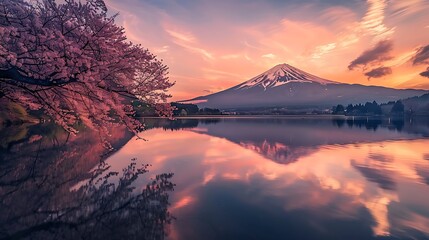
[104, 0, 429, 101]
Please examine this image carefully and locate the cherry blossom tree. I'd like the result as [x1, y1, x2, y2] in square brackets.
[0, 0, 174, 135]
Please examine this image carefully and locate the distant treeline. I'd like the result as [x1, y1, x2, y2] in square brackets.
[171, 102, 222, 116]
[385, 93, 429, 116]
[332, 93, 429, 116]
[332, 100, 405, 116]
[0, 99, 222, 125]
[131, 101, 222, 117]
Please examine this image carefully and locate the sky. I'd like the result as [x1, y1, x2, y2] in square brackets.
[104, 0, 429, 101]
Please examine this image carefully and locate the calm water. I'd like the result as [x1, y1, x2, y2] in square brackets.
[2, 117, 429, 239]
[105, 117, 429, 240]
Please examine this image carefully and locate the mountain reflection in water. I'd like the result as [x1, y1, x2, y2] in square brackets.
[2, 117, 429, 240]
[106, 117, 429, 240]
[145, 117, 429, 165]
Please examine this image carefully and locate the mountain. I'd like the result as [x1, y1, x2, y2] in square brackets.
[182, 63, 428, 110]
[184, 118, 427, 164]
[381, 93, 429, 115]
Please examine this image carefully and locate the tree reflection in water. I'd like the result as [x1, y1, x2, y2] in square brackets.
[0, 124, 175, 240]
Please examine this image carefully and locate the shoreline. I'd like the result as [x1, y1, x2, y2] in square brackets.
[138, 114, 427, 120]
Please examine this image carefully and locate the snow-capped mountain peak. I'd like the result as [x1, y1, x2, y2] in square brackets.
[235, 63, 337, 90]
[181, 63, 426, 110]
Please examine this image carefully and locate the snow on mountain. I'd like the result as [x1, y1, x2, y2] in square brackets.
[234, 63, 337, 90]
[182, 63, 427, 109]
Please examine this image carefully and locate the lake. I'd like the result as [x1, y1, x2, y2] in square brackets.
[110, 116, 429, 240]
[2, 116, 429, 239]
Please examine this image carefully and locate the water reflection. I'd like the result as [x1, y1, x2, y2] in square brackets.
[0, 124, 174, 240]
[146, 117, 429, 165]
[107, 117, 429, 240]
[333, 117, 406, 131]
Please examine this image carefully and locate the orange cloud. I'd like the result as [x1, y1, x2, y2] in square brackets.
[104, 0, 429, 101]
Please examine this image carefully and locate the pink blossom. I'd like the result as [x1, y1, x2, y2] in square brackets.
[0, 0, 174, 137]
[28, 135, 43, 143]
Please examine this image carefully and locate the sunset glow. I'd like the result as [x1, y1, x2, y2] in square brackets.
[107, 125, 429, 238]
[105, 0, 429, 101]
[3, 1, 429, 239]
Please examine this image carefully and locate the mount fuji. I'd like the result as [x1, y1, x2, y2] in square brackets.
[183, 64, 427, 110]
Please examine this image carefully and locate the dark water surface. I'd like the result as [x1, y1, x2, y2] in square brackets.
[109, 117, 429, 240]
[2, 116, 429, 239]
[0, 123, 173, 240]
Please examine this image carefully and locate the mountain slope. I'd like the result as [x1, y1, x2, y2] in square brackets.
[234, 63, 337, 90]
[381, 93, 429, 115]
[183, 63, 428, 109]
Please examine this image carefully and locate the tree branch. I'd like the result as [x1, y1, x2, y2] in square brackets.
[0, 67, 78, 86]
